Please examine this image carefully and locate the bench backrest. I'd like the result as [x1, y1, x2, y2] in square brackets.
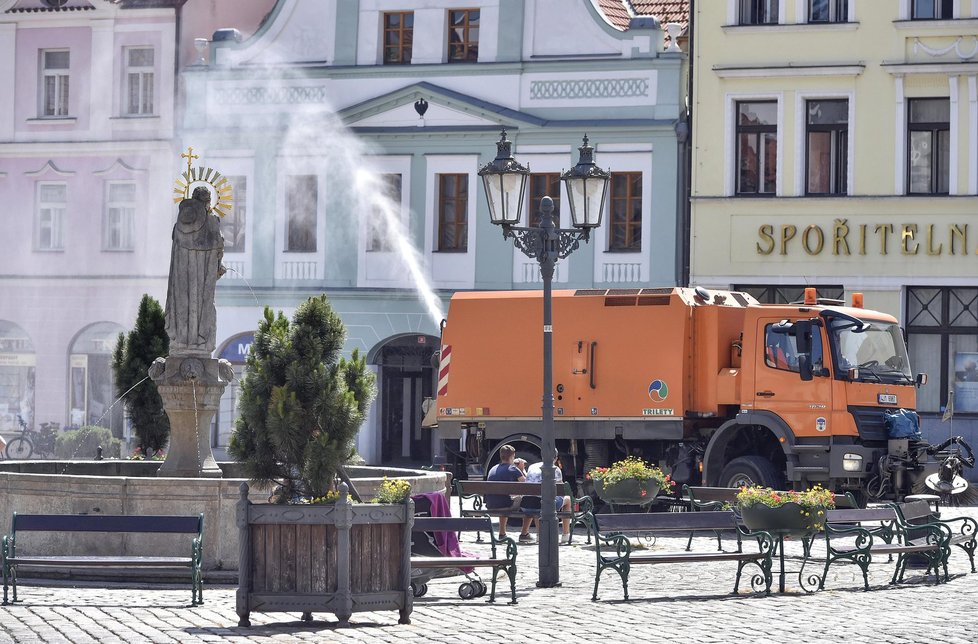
[412, 516, 491, 533]
[893, 500, 935, 522]
[12, 513, 203, 535]
[826, 507, 897, 524]
[457, 480, 542, 496]
[593, 510, 738, 535]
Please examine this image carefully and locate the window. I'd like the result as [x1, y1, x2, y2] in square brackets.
[907, 98, 950, 195]
[103, 182, 135, 251]
[907, 287, 978, 414]
[36, 182, 66, 250]
[736, 101, 778, 195]
[447, 9, 479, 62]
[911, 0, 953, 19]
[808, 0, 847, 22]
[739, 0, 778, 24]
[367, 174, 402, 252]
[527, 173, 561, 228]
[221, 176, 246, 253]
[609, 172, 642, 252]
[806, 99, 848, 195]
[383, 12, 413, 64]
[286, 175, 317, 252]
[125, 47, 154, 115]
[40, 49, 69, 117]
[437, 173, 468, 251]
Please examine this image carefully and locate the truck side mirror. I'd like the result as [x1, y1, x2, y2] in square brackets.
[916, 373, 928, 387]
[793, 320, 814, 381]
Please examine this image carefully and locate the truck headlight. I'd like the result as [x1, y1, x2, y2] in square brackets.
[842, 453, 863, 472]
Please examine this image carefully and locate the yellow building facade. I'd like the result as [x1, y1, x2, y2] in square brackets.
[691, 0, 978, 420]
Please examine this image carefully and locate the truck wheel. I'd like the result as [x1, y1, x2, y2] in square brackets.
[718, 456, 783, 489]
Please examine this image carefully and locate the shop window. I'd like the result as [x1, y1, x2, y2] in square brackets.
[907, 287, 978, 414]
[0, 321, 36, 435]
[69, 322, 125, 434]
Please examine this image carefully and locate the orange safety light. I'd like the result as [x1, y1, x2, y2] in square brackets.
[804, 287, 817, 305]
[852, 292, 864, 308]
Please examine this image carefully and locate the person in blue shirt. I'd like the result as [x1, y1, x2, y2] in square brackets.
[486, 445, 534, 543]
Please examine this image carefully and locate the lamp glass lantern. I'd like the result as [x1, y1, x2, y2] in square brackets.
[561, 135, 611, 229]
[478, 131, 530, 226]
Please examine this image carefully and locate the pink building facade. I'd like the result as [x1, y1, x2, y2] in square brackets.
[0, 0, 177, 441]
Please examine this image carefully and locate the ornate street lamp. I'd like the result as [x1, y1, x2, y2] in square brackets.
[478, 130, 610, 588]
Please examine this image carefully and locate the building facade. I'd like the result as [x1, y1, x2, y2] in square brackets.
[0, 0, 178, 440]
[689, 0, 978, 445]
[182, 0, 687, 465]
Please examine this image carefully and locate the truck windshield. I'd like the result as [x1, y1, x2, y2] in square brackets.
[828, 317, 913, 384]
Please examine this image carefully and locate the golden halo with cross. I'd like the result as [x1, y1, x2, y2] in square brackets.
[172, 146, 234, 218]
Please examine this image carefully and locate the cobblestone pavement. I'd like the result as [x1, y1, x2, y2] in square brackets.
[1, 507, 976, 643]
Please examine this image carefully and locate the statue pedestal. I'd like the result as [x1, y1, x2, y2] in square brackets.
[149, 356, 232, 478]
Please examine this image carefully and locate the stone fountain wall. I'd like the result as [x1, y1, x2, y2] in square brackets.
[0, 462, 449, 572]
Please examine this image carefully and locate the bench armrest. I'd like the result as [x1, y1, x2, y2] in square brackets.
[488, 533, 518, 562]
[936, 515, 978, 540]
[823, 523, 875, 554]
[890, 516, 949, 546]
[574, 495, 594, 516]
[736, 526, 776, 555]
[594, 531, 632, 563]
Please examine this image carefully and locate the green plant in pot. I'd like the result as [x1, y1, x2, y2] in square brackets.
[229, 295, 376, 502]
[587, 456, 675, 505]
[735, 485, 835, 535]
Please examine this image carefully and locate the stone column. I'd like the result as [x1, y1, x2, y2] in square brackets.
[149, 356, 231, 478]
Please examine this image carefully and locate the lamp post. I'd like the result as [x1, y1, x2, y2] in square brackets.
[478, 130, 610, 587]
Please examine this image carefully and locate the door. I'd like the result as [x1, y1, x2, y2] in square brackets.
[377, 336, 437, 465]
[753, 318, 834, 438]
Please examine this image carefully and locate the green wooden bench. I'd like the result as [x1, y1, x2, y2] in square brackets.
[587, 510, 775, 600]
[819, 500, 968, 590]
[411, 516, 518, 604]
[2, 513, 204, 606]
[454, 479, 593, 544]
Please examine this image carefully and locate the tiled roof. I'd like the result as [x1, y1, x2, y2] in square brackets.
[595, 0, 689, 45]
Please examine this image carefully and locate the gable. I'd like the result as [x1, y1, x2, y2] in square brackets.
[341, 82, 544, 131]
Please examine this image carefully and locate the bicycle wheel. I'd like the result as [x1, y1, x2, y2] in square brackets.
[6, 437, 33, 459]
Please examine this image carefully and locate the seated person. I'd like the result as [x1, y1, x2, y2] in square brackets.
[520, 455, 573, 545]
[485, 445, 534, 543]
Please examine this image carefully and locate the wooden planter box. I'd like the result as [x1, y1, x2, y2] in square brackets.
[235, 482, 413, 627]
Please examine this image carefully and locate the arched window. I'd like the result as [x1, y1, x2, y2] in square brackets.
[69, 322, 125, 435]
[0, 321, 35, 433]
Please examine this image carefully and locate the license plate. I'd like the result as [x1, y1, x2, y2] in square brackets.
[878, 394, 897, 405]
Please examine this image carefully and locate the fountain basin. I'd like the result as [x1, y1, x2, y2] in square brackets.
[0, 461, 448, 572]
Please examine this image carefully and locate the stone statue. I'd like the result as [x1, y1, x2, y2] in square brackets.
[164, 186, 225, 357]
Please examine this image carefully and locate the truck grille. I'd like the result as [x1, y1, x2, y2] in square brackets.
[847, 406, 888, 442]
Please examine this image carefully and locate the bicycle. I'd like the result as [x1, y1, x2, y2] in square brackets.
[5, 415, 59, 460]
